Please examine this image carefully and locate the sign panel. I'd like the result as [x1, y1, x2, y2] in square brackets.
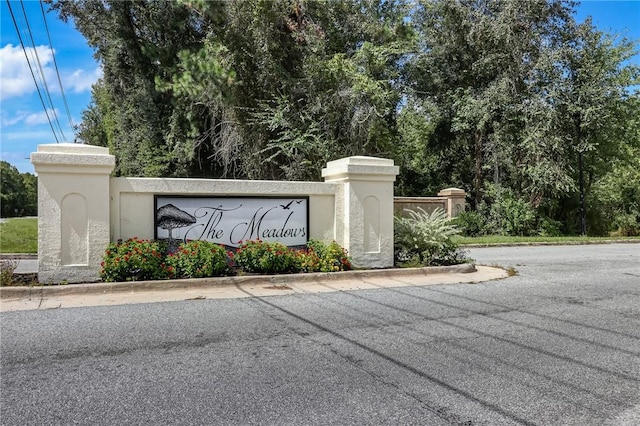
[154, 196, 308, 247]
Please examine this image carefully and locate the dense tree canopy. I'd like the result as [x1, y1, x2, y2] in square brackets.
[0, 162, 37, 217]
[48, 0, 639, 235]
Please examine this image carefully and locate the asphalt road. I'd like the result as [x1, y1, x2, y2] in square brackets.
[1, 244, 639, 425]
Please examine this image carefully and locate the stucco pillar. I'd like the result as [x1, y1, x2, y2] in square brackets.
[31, 143, 115, 283]
[322, 156, 399, 268]
[437, 187, 467, 218]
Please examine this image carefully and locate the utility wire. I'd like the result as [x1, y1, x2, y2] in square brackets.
[39, 0, 75, 135]
[14, 1, 57, 135]
[5, 0, 59, 143]
[11, 0, 62, 143]
[18, 0, 68, 142]
[15, 7, 49, 107]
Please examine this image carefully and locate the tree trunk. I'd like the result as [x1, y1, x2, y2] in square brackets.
[474, 131, 484, 207]
[575, 114, 586, 236]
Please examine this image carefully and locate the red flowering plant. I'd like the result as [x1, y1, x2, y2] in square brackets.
[302, 239, 352, 272]
[100, 238, 170, 282]
[166, 240, 229, 278]
[232, 240, 301, 274]
[100, 237, 352, 282]
[296, 246, 320, 272]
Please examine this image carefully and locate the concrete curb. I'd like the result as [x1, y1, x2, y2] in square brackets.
[0, 254, 37, 260]
[460, 239, 640, 248]
[0, 264, 476, 299]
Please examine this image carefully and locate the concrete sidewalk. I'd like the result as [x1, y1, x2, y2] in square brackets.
[0, 264, 507, 312]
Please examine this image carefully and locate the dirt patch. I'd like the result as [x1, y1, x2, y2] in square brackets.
[263, 285, 293, 290]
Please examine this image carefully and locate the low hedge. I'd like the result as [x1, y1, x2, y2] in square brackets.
[100, 238, 351, 282]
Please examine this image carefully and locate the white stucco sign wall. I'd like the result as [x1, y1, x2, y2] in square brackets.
[32, 144, 400, 283]
[31, 144, 115, 284]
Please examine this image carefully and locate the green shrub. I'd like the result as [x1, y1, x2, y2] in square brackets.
[302, 240, 352, 272]
[611, 212, 640, 237]
[100, 238, 170, 282]
[166, 240, 229, 278]
[452, 210, 486, 236]
[232, 240, 301, 274]
[485, 186, 537, 236]
[590, 156, 640, 236]
[100, 238, 352, 281]
[0, 259, 18, 286]
[537, 216, 564, 237]
[394, 207, 468, 266]
[501, 198, 537, 236]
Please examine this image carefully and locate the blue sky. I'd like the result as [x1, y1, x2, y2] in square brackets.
[1, 0, 639, 174]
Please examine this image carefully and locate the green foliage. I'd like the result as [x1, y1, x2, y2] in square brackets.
[100, 238, 170, 282]
[302, 240, 352, 272]
[232, 240, 301, 274]
[452, 210, 486, 237]
[536, 216, 565, 237]
[455, 202, 564, 238]
[485, 186, 537, 237]
[0, 161, 37, 217]
[21, 173, 37, 216]
[231, 239, 351, 274]
[52, 0, 414, 180]
[394, 208, 468, 266]
[610, 214, 640, 237]
[402, 0, 639, 233]
[99, 238, 351, 281]
[394, 100, 443, 196]
[51, 0, 640, 234]
[166, 241, 229, 278]
[52, 0, 215, 177]
[590, 153, 640, 236]
[0, 259, 18, 286]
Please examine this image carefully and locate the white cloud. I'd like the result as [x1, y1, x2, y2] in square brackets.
[1, 110, 28, 126]
[1, 108, 61, 127]
[0, 44, 101, 100]
[65, 66, 103, 93]
[0, 44, 55, 100]
[3, 129, 63, 141]
[25, 109, 62, 126]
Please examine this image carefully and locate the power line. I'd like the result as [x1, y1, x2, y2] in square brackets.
[15, 0, 62, 140]
[5, 0, 59, 143]
[18, 0, 68, 142]
[39, 0, 75, 135]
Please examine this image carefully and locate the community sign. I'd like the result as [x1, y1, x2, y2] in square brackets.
[154, 196, 308, 247]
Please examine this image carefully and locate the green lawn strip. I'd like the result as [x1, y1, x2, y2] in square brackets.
[0, 218, 38, 254]
[455, 235, 640, 246]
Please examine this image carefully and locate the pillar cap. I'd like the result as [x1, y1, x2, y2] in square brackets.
[35, 143, 110, 155]
[437, 188, 466, 197]
[31, 143, 115, 174]
[322, 156, 399, 182]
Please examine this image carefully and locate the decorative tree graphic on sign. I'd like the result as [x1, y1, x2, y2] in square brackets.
[156, 204, 196, 242]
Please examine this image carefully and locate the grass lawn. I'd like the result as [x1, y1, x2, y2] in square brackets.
[0, 218, 38, 253]
[454, 235, 640, 246]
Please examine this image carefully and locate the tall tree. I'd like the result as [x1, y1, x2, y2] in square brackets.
[0, 162, 36, 217]
[403, 0, 575, 205]
[52, 0, 413, 180]
[169, 0, 414, 180]
[525, 18, 639, 233]
[51, 0, 215, 177]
